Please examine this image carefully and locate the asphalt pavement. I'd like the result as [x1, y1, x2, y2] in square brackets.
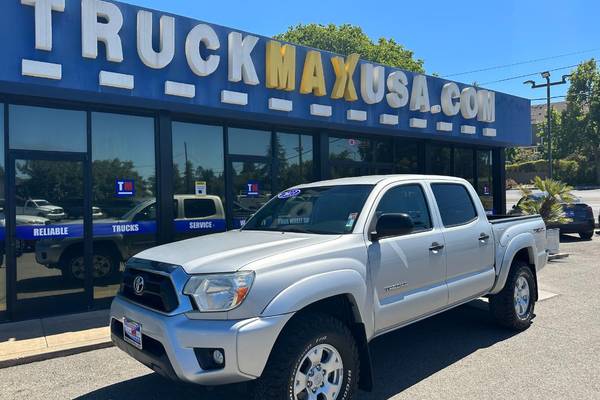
[1, 234, 599, 400]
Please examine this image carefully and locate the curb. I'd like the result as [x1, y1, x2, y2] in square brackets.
[0, 340, 114, 369]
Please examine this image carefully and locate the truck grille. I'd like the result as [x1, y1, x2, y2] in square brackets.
[120, 268, 179, 313]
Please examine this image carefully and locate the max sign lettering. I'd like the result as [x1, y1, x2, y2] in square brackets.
[3, 0, 531, 145]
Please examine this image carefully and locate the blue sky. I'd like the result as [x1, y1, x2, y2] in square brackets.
[124, 0, 599, 104]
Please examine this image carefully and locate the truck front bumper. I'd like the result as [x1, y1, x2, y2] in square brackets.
[110, 296, 292, 385]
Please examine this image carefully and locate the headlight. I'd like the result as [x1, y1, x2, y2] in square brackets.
[183, 271, 255, 312]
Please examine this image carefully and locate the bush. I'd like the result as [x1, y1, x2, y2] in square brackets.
[507, 159, 579, 185]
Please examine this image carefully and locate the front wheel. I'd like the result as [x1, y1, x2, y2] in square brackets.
[489, 261, 536, 331]
[253, 313, 359, 400]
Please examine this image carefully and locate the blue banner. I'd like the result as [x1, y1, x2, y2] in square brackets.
[0, 219, 227, 241]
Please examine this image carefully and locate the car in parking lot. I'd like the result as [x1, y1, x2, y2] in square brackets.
[510, 192, 595, 240]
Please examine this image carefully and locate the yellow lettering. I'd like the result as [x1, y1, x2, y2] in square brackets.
[300, 50, 326, 96]
[330, 53, 359, 101]
[265, 41, 296, 91]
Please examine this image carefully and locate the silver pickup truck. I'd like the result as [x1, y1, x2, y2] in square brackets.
[110, 175, 547, 400]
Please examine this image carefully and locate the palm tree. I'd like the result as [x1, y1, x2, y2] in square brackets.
[518, 177, 575, 225]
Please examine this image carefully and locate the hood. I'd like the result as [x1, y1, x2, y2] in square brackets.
[39, 205, 63, 211]
[134, 230, 342, 274]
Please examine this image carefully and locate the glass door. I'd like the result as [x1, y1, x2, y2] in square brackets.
[228, 158, 272, 228]
[9, 155, 90, 319]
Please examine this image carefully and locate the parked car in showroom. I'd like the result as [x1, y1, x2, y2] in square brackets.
[110, 175, 547, 399]
[16, 198, 66, 220]
[510, 192, 595, 240]
[35, 195, 225, 280]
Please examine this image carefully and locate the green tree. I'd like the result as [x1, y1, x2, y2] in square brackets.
[275, 24, 424, 72]
[560, 59, 600, 183]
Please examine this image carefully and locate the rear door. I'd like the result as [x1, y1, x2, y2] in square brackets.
[368, 182, 448, 333]
[430, 182, 495, 304]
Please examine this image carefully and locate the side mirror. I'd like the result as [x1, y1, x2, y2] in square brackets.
[371, 213, 414, 241]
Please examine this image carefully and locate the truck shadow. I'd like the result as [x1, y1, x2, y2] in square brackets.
[75, 302, 518, 400]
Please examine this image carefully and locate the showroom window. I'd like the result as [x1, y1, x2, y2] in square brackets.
[0, 105, 5, 316]
[91, 112, 156, 305]
[427, 144, 452, 176]
[9, 105, 86, 152]
[454, 147, 475, 185]
[329, 134, 394, 178]
[228, 128, 272, 157]
[172, 122, 226, 239]
[276, 132, 314, 189]
[477, 150, 494, 213]
[396, 140, 421, 173]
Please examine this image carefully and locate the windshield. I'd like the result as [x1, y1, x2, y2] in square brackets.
[242, 185, 373, 234]
[34, 200, 50, 206]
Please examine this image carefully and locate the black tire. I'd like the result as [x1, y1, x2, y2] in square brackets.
[253, 313, 360, 400]
[579, 231, 594, 240]
[489, 261, 536, 331]
[62, 246, 120, 281]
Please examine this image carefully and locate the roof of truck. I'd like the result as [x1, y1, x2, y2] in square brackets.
[294, 174, 466, 188]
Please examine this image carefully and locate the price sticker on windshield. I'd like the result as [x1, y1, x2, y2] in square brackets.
[277, 189, 301, 199]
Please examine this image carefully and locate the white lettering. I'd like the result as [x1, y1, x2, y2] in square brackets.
[185, 23, 220, 77]
[409, 75, 430, 112]
[441, 82, 460, 116]
[21, 0, 65, 52]
[460, 87, 478, 119]
[385, 71, 409, 109]
[189, 221, 214, 230]
[112, 224, 140, 233]
[360, 64, 385, 104]
[81, 0, 124, 62]
[228, 32, 259, 85]
[33, 226, 69, 237]
[136, 10, 175, 69]
[477, 89, 496, 122]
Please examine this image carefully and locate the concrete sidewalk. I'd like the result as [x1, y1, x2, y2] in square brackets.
[0, 310, 112, 368]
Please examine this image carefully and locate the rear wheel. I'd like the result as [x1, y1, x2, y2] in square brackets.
[489, 261, 536, 331]
[253, 313, 359, 400]
[580, 231, 594, 240]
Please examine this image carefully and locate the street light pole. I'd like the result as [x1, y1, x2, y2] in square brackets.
[524, 72, 570, 179]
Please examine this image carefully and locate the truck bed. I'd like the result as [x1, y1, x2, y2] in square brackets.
[487, 214, 542, 224]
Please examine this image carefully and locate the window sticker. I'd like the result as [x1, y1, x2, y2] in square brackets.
[116, 179, 135, 197]
[345, 212, 358, 230]
[277, 189, 301, 199]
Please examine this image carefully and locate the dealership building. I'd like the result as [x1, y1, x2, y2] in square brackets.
[0, 0, 531, 322]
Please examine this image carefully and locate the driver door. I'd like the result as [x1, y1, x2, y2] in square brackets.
[368, 183, 448, 334]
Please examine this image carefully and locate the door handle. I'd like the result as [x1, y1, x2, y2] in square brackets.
[479, 233, 490, 241]
[429, 242, 444, 252]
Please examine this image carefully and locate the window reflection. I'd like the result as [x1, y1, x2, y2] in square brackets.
[396, 140, 420, 173]
[228, 128, 271, 157]
[172, 122, 226, 239]
[477, 150, 494, 213]
[0, 106, 5, 315]
[91, 112, 156, 304]
[276, 132, 314, 189]
[454, 147, 474, 185]
[9, 105, 86, 152]
[427, 145, 452, 176]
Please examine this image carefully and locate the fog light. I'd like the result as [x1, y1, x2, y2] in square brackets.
[212, 349, 224, 365]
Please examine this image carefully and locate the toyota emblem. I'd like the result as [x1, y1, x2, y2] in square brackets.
[133, 275, 145, 296]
